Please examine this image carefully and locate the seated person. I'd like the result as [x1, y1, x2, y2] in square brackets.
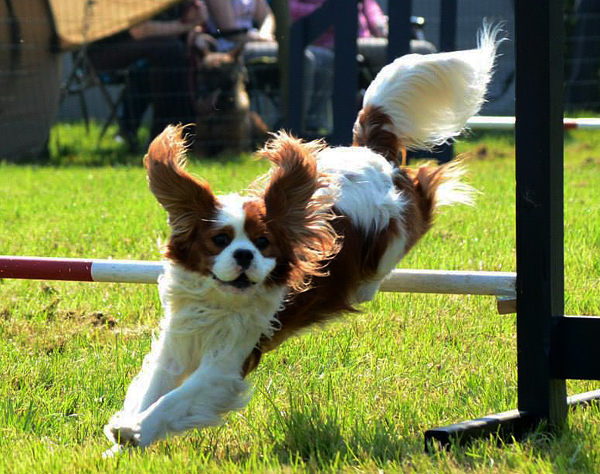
[203, 0, 275, 51]
[290, 0, 437, 132]
[198, 0, 333, 134]
[291, 0, 436, 77]
[87, 1, 206, 148]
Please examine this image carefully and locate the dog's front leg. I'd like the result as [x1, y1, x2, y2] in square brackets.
[104, 329, 194, 449]
[107, 327, 262, 449]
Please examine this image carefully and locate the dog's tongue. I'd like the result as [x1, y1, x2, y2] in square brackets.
[229, 273, 253, 289]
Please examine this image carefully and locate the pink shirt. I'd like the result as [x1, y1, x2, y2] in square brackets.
[289, 0, 386, 49]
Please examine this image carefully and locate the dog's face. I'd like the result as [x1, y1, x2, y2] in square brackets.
[185, 194, 279, 294]
[195, 47, 248, 115]
[144, 126, 339, 297]
[198, 52, 244, 92]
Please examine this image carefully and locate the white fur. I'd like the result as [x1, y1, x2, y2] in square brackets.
[211, 195, 276, 284]
[104, 198, 286, 452]
[318, 23, 499, 301]
[435, 166, 476, 207]
[317, 146, 407, 235]
[315, 146, 410, 304]
[359, 22, 500, 151]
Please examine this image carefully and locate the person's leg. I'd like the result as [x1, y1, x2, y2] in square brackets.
[141, 37, 196, 139]
[304, 45, 334, 133]
[243, 41, 331, 133]
[357, 37, 436, 84]
[357, 37, 388, 77]
[242, 41, 334, 134]
[119, 63, 150, 150]
[87, 38, 143, 71]
[242, 41, 280, 129]
[88, 37, 195, 141]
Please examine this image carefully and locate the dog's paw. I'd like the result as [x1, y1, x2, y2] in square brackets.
[104, 414, 142, 447]
[102, 443, 125, 459]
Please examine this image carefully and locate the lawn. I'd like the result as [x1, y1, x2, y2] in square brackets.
[0, 123, 598, 473]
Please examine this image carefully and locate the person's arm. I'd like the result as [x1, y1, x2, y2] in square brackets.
[362, 0, 387, 37]
[129, 20, 194, 40]
[255, 13, 275, 41]
[251, 0, 275, 40]
[130, 1, 207, 40]
[289, 1, 321, 22]
[252, 0, 272, 26]
[204, 0, 274, 42]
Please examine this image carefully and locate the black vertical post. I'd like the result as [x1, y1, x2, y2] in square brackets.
[274, 0, 291, 131]
[288, 20, 305, 134]
[435, 0, 458, 163]
[439, 0, 457, 52]
[387, 0, 412, 63]
[515, 0, 567, 424]
[424, 0, 600, 450]
[331, 0, 358, 145]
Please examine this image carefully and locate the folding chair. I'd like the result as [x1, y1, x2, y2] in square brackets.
[59, 47, 133, 143]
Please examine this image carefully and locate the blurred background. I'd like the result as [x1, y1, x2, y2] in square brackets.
[0, 0, 595, 162]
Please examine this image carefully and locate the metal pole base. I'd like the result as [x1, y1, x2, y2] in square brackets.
[424, 389, 600, 451]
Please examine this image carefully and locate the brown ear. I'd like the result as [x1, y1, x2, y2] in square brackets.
[144, 125, 217, 236]
[260, 132, 339, 291]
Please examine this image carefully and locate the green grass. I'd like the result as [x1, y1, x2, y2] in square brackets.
[0, 124, 598, 473]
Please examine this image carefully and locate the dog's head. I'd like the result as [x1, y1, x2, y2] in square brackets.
[144, 126, 339, 297]
[194, 41, 248, 115]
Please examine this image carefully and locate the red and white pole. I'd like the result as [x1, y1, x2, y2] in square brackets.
[0, 256, 515, 295]
[467, 116, 600, 131]
[0, 256, 163, 284]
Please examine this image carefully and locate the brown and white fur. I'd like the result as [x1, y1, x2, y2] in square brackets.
[104, 25, 499, 454]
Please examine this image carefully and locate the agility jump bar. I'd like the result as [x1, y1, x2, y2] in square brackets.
[467, 116, 600, 131]
[0, 255, 516, 299]
[0, 256, 163, 284]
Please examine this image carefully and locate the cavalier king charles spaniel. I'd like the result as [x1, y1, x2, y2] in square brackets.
[104, 25, 499, 453]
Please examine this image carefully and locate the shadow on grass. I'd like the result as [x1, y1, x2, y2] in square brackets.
[258, 389, 599, 471]
[265, 400, 407, 467]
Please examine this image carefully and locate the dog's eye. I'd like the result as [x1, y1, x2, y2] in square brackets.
[254, 236, 270, 251]
[212, 233, 231, 248]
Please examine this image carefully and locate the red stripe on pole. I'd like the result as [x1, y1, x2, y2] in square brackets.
[466, 116, 600, 131]
[0, 257, 94, 282]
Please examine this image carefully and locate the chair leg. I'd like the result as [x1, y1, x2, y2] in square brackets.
[96, 77, 126, 145]
[77, 90, 90, 133]
[98, 86, 126, 143]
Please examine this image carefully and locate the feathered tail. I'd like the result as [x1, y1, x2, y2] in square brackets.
[353, 23, 501, 211]
[353, 22, 501, 160]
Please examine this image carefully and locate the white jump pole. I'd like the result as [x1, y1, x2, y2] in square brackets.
[467, 116, 600, 131]
[0, 256, 517, 313]
[379, 269, 515, 296]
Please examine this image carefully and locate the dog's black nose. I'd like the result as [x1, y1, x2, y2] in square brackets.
[233, 249, 254, 270]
